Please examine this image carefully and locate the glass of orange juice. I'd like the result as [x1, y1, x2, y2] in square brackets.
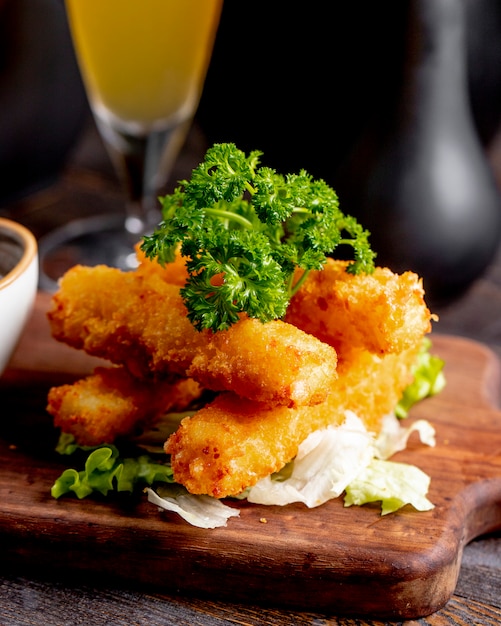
[39, 0, 222, 289]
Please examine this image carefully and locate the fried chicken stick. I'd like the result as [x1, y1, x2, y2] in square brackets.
[48, 265, 337, 408]
[47, 366, 202, 446]
[285, 259, 434, 356]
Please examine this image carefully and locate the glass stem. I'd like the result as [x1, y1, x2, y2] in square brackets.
[95, 116, 191, 237]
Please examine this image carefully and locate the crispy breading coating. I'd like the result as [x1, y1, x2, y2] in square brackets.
[47, 366, 202, 446]
[187, 317, 337, 407]
[48, 265, 337, 407]
[48, 265, 202, 380]
[330, 344, 420, 433]
[165, 344, 421, 498]
[285, 259, 435, 356]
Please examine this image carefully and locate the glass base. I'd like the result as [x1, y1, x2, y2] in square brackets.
[38, 214, 143, 292]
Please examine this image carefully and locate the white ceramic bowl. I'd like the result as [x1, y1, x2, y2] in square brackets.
[0, 218, 39, 376]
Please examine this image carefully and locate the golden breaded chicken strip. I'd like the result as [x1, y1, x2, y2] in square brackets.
[285, 259, 435, 356]
[165, 344, 421, 498]
[165, 392, 325, 499]
[48, 265, 337, 407]
[47, 366, 202, 446]
[187, 317, 336, 407]
[48, 265, 203, 380]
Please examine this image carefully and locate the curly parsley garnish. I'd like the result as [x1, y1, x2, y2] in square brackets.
[141, 143, 375, 331]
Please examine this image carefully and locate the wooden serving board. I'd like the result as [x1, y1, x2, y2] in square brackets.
[1, 292, 501, 620]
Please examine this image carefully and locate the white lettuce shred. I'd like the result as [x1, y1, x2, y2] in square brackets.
[374, 412, 436, 459]
[146, 485, 239, 529]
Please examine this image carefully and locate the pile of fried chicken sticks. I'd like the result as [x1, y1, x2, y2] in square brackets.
[46, 246, 435, 499]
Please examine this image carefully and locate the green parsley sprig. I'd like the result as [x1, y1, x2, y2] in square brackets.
[141, 143, 375, 332]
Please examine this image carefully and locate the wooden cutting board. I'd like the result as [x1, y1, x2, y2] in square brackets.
[1, 292, 501, 620]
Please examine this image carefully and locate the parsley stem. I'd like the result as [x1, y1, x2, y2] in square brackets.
[204, 208, 253, 230]
[289, 269, 311, 298]
[244, 180, 256, 196]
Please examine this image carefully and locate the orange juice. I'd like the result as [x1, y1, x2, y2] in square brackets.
[65, 0, 222, 131]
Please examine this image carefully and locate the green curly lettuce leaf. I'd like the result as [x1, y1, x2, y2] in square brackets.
[396, 338, 446, 419]
[51, 437, 174, 500]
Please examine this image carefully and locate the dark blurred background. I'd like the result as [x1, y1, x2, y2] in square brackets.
[3, 0, 501, 302]
[197, 1, 501, 179]
[3, 0, 501, 205]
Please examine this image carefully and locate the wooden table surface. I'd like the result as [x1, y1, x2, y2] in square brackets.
[1, 120, 501, 625]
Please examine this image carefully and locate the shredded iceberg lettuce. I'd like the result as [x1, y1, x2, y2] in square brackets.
[245, 411, 435, 514]
[246, 411, 374, 507]
[375, 413, 436, 459]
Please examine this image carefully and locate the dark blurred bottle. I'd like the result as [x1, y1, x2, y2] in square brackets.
[351, 0, 501, 305]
